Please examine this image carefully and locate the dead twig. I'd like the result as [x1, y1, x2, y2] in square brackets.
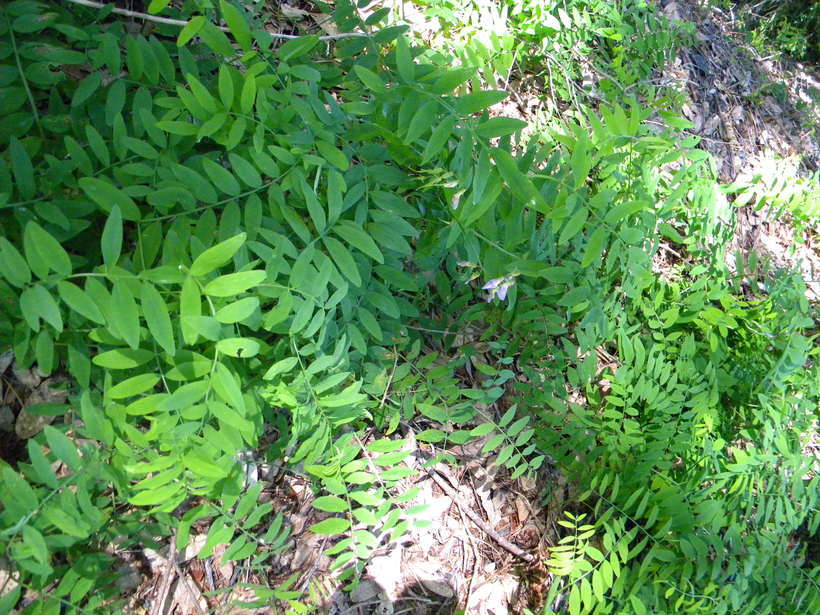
[451, 491, 480, 611]
[150, 529, 178, 615]
[297, 535, 329, 592]
[172, 560, 208, 615]
[61, 0, 368, 40]
[425, 467, 535, 562]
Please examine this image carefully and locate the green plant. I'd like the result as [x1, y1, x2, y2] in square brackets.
[737, 0, 820, 62]
[0, 1, 816, 614]
[725, 156, 820, 236]
[412, 0, 693, 112]
[0, 0, 551, 607]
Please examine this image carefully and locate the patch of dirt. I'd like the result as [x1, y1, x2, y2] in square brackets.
[658, 0, 820, 301]
[0, 352, 70, 466]
[117, 423, 560, 615]
[661, 0, 819, 180]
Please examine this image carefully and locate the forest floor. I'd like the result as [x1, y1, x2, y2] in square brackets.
[1, 1, 817, 614]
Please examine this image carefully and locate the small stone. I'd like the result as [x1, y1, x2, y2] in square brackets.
[15, 410, 55, 439]
[0, 351, 13, 374]
[0, 406, 14, 432]
[373, 600, 394, 615]
[421, 579, 455, 598]
[12, 367, 41, 389]
[114, 563, 142, 592]
[350, 579, 380, 603]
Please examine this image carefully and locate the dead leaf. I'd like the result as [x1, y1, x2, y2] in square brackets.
[281, 4, 309, 20]
[211, 543, 234, 582]
[350, 579, 380, 603]
[514, 497, 530, 524]
[421, 579, 455, 598]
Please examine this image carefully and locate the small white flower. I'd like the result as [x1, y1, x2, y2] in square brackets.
[482, 274, 518, 302]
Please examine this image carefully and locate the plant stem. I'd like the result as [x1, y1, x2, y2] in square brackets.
[6, 15, 43, 137]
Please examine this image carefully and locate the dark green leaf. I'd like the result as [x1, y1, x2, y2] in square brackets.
[395, 36, 414, 83]
[112, 281, 141, 349]
[475, 117, 527, 139]
[101, 205, 123, 267]
[58, 281, 105, 324]
[43, 425, 83, 471]
[190, 232, 246, 276]
[204, 270, 266, 297]
[309, 517, 350, 534]
[78, 177, 141, 221]
[141, 282, 175, 355]
[454, 90, 507, 115]
[0, 236, 32, 288]
[177, 16, 205, 47]
[9, 137, 35, 200]
[220, 0, 253, 51]
[201, 157, 241, 197]
[333, 221, 384, 264]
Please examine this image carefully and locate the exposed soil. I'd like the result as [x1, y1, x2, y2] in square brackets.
[661, 0, 820, 300]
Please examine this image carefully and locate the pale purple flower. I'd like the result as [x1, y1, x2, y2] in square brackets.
[482, 274, 518, 302]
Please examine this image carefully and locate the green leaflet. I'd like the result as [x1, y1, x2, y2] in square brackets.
[211, 362, 245, 413]
[581, 226, 607, 268]
[101, 205, 123, 268]
[9, 137, 35, 200]
[220, 0, 253, 52]
[309, 517, 350, 535]
[333, 221, 384, 264]
[201, 157, 241, 197]
[190, 233, 246, 276]
[420, 117, 456, 164]
[490, 148, 548, 213]
[140, 282, 176, 355]
[239, 73, 256, 115]
[27, 441, 58, 489]
[395, 36, 414, 83]
[111, 281, 141, 349]
[24, 222, 72, 277]
[78, 177, 141, 221]
[312, 496, 347, 513]
[215, 297, 259, 324]
[454, 90, 508, 115]
[217, 64, 235, 109]
[263, 357, 298, 380]
[198, 21, 235, 58]
[323, 236, 361, 287]
[204, 270, 267, 297]
[108, 373, 161, 399]
[278, 35, 319, 61]
[43, 425, 83, 471]
[229, 152, 262, 188]
[156, 120, 198, 136]
[430, 67, 474, 95]
[177, 16, 205, 47]
[20, 284, 62, 333]
[57, 281, 106, 324]
[180, 275, 202, 345]
[559, 207, 589, 245]
[405, 100, 438, 144]
[316, 141, 349, 171]
[0, 237, 32, 288]
[475, 117, 527, 139]
[215, 337, 260, 358]
[353, 65, 386, 93]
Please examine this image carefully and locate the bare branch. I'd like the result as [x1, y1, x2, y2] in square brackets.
[61, 0, 368, 41]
